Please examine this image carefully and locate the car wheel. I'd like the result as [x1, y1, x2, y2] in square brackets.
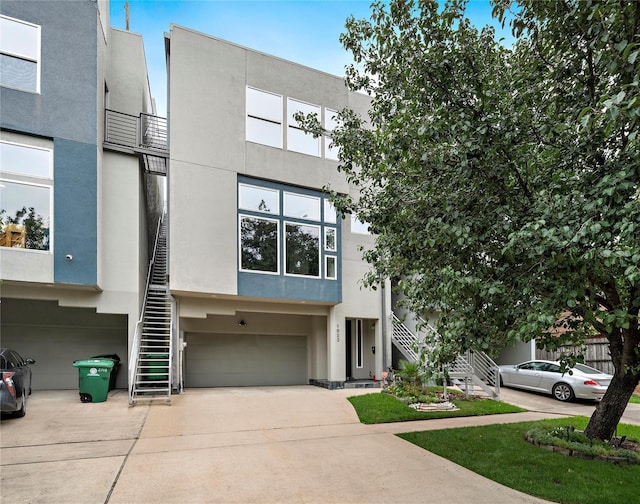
[13, 391, 26, 418]
[552, 383, 574, 402]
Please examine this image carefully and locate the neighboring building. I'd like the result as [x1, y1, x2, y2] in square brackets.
[164, 25, 392, 389]
[0, 0, 164, 389]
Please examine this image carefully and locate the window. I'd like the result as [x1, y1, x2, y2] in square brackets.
[284, 192, 320, 221]
[285, 223, 320, 277]
[324, 198, 336, 224]
[351, 214, 371, 235]
[356, 319, 363, 368]
[246, 87, 282, 148]
[324, 108, 339, 160]
[324, 227, 336, 251]
[0, 140, 52, 251]
[287, 98, 320, 156]
[325, 256, 337, 280]
[238, 178, 340, 281]
[239, 183, 279, 214]
[0, 16, 40, 93]
[239, 215, 279, 273]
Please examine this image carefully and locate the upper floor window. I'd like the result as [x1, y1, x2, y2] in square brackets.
[287, 98, 320, 157]
[246, 87, 282, 148]
[324, 109, 339, 161]
[239, 183, 279, 214]
[0, 139, 52, 251]
[351, 214, 371, 235]
[284, 192, 320, 221]
[0, 15, 40, 93]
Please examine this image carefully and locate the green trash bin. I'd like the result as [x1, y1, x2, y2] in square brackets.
[144, 353, 168, 381]
[72, 359, 115, 403]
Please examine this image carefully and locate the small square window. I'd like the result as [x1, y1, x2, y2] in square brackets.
[324, 227, 336, 252]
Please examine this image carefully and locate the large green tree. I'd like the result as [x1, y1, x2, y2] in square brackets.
[301, 0, 640, 440]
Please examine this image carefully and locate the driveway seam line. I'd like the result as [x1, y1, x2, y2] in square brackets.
[104, 404, 151, 504]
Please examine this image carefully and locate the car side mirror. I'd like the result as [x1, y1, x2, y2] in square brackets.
[25, 358, 36, 364]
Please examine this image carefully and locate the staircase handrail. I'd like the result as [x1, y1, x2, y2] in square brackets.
[391, 314, 420, 361]
[129, 214, 164, 404]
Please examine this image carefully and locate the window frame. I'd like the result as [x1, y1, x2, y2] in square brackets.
[283, 220, 321, 278]
[325, 255, 337, 280]
[0, 15, 41, 94]
[238, 183, 280, 214]
[287, 97, 321, 157]
[246, 86, 283, 149]
[0, 138, 53, 253]
[283, 191, 320, 221]
[238, 213, 280, 275]
[355, 319, 364, 368]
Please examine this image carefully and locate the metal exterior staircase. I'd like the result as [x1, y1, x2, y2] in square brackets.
[391, 313, 500, 400]
[129, 215, 172, 405]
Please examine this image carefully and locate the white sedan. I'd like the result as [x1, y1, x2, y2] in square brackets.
[498, 360, 612, 402]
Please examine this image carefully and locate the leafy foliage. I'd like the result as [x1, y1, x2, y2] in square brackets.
[298, 0, 640, 440]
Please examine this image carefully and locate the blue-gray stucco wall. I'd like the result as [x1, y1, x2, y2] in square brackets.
[0, 0, 99, 285]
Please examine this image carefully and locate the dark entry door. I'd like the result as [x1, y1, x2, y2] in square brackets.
[345, 319, 352, 380]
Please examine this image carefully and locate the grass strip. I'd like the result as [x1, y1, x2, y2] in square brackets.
[347, 392, 525, 424]
[399, 417, 640, 504]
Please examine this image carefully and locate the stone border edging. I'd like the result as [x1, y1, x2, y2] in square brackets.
[525, 436, 640, 465]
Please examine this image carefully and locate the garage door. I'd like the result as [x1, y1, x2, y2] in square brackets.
[185, 333, 307, 387]
[1, 299, 128, 390]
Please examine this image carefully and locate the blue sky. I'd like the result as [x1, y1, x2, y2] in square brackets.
[109, 0, 507, 117]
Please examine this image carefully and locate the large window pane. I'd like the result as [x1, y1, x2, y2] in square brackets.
[0, 54, 37, 92]
[285, 223, 319, 277]
[287, 98, 320, 156]
[246, 117, 282, 148]
[240, 215, 278, 273]
[0, 16, 39, 59]
[284, 192, 320, 221]
[239, 184, 279, 214]
[0, 141, 51, 178]
[0, 180, 51, 250]
[287, 126, 319, 156]
[247, 87, 282, 122]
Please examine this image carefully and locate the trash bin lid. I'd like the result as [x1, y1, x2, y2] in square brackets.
[73, 358, 115, 369]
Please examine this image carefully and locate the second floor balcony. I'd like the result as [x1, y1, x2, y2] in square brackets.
[104, 110, 168, 175]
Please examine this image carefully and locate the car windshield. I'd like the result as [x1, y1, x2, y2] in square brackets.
[573, 363, 605, 374]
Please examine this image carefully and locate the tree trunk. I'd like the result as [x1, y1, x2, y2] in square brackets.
[584, 371, 639, 440]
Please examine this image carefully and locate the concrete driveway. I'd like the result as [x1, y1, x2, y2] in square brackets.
[1, 386, 637, 504]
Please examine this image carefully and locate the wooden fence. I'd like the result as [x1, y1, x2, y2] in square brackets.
[536, 337, 614, 374]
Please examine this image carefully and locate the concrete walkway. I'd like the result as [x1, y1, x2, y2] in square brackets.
[1, 386, 638, 504]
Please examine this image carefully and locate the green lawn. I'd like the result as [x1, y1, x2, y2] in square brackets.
[399, 417, 640, 504]
[347, 392, 525, 424]
[629, 394, 640, 404]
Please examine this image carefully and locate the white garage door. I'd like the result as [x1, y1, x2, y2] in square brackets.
[185, 333, 307, 387]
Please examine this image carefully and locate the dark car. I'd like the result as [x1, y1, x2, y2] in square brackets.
[1, 348, 35, 418]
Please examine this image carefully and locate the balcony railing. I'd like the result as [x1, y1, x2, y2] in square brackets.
[105, 109, 168, 153]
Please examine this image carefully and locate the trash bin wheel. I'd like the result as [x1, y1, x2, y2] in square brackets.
[80, 393, 92, 403]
